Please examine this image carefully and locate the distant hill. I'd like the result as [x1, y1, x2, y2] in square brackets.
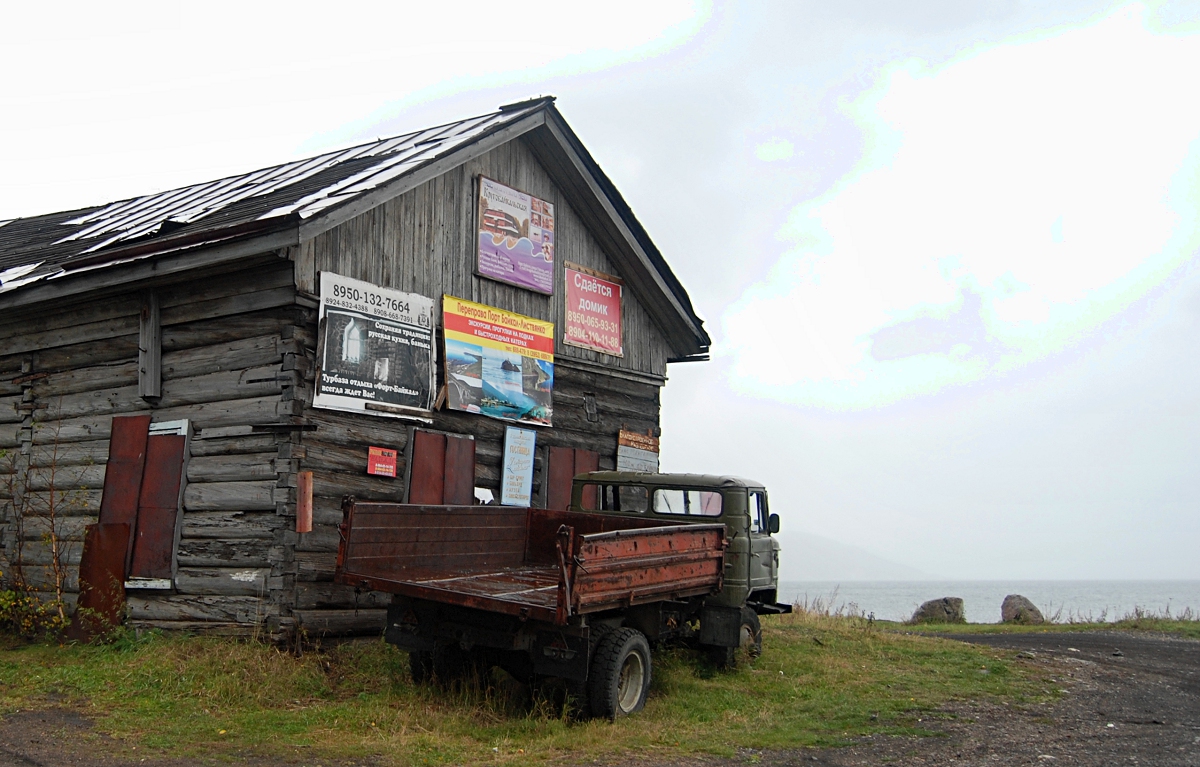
[778, 532, 939, 581]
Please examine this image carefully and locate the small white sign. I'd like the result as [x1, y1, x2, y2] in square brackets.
[500, 426, 537, 506]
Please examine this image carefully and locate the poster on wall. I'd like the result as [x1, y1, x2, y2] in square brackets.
[314, 272, 435, 420]
[564, 264, 623, 356]
[443, 296, 554, 426]
[616, 429, 659, 473]
[500, 426, 537, 506]
[476, 176, 555, 295]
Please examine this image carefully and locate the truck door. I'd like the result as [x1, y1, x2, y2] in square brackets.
[748, 490, 776, 593]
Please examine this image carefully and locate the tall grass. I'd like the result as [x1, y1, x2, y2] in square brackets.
[0, 614, 1052, 765]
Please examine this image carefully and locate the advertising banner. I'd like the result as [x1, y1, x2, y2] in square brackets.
[443, 296, 554, 426]
[500, 426, 537, 506]
[477, 176, 555, 294]
[616, 429, 659, 473]
[565, 264, 623, 356]
[314, 272, 435, 420]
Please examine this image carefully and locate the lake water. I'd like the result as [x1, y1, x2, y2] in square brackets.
[777, 580, 1200, 623]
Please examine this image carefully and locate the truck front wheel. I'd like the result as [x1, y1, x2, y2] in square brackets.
[589, 628, 652, 719]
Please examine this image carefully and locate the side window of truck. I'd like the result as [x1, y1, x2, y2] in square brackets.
[581, 484, 648, 512]
[653, 489, 723, 516]
[749, 491, 768, 533]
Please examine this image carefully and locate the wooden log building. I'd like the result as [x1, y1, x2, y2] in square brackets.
[0, 97, 710, 639]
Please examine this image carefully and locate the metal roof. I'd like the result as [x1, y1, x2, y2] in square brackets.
[0, 107, 530, 290]
[0, 97, 711, 357]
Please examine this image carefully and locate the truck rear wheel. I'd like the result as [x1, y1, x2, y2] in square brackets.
[589, 628, 652, 719]
[710, 607, 762, 668]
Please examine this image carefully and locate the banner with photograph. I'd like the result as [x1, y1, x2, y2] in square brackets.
[314, 272, 435, 419]
[565, 264, 623, 356]
[443, 296, 554, 426]
[477, 176, 555, 295]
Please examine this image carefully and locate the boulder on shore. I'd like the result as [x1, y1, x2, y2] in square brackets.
[1001, 594, 1045, 624]
[909, 597, 966, 624]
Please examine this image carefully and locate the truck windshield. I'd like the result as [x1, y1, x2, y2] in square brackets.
[652, 489, 722, 517]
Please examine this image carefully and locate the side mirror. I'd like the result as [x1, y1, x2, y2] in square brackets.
[768, 513, 780, 534]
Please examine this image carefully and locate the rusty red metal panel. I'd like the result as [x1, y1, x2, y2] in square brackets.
[69, 522, 130, 641]
[129, 435, 185, 580]
[296, 471, 313, 533]
[574, 449, 599, 509]
[546, 446, 576, 511]
[407, 430, 446, 504]
[442, 435, 476, 505]
[97, 415, 151, 527]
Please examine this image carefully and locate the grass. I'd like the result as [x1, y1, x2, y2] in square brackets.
[0, 611, 1052, 766]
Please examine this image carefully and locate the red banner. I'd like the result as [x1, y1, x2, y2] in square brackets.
[565, 266, 622, 356]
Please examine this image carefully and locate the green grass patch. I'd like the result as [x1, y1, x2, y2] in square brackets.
[0, 613, 1052, 765]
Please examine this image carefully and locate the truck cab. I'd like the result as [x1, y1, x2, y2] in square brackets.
[569, 472, 789, 615]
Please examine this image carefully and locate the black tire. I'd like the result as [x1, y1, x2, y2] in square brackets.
[431, 642, 488, 687]
[410, 650, 434, 684]
[710, 607, 762, 669]
[588, 627, 652, 719]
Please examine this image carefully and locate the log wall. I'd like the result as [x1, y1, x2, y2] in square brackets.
[0, 257, 302, 638]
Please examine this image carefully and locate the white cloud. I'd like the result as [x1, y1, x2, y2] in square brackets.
[755, 137, 795, 161]
[722, 4, 1200, 409]
[0, 0, 708, 219]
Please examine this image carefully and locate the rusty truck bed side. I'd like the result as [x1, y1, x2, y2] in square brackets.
[335, 501, 726, 625]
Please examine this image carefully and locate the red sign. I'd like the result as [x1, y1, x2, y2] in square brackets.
[367, 446, 398, 478]
[565, 265, 622, 356]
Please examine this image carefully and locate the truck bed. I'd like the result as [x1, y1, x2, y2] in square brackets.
[335, 502, 726, 625]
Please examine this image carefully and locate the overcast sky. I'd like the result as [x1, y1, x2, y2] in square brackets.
[3, 1, 1198, 580]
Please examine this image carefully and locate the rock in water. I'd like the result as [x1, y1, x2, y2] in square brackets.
[1001, 594, 1045, 624]
[910, 597, 966, 624]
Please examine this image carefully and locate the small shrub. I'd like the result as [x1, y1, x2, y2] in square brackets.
[0, 573, 67, 639]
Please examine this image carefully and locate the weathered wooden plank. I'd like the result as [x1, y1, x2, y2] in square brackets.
[34, 365, 285, 422]
[294, 608, 386, 637]
[14, 564, 79, 593]
[162, 335, 286, 378]
[294, 582, 391, 610]
[174, 567, 271, 596]
[303, 411, 410, 450]
[19, 515, 94, 541]
[186, 454, 277, 483]
[181, 511, 281, 539]
[22, 489, 103, 515]
[184, 480, 278, 511]
[189, 433, 278, 456]
[29, 335, 141, 374]
[26, 464, 106, 491]
[29, 440, 110, 469]
[294, 550, 336, 582]
[0, 423, 21, 449]
[158, 261, 294, 310]
[161, 307, 301, 352]
[161, 286, 295, 327]
[1, 316, 141, 356]
[310, 471, 403, 502]
[28, 335, 286, 399]
[33, 396, 284, 443]
[0, 294, 141, 341]
[295, 525, 340, 553]
[127, 595, 275, 623]
[176, 538, 272, 567]
[17, 540, 83, 567]
[0, 396, 21, 424]
[126, 620, 255, 635]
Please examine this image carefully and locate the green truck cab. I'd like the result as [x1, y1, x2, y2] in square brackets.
[570, 471, 792, 656]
